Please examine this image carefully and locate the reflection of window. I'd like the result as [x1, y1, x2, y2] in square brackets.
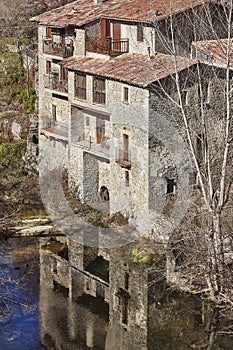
[75, 73, 86, 100]
[85, 278, 91, 291]
[122, 300, 129, 325]
[137, 25, 143, 42]
[123, 87, 129, 103]
[125, 272, 129, 289]
[53, 260, 58, 274]
[93, 77, 106, 104]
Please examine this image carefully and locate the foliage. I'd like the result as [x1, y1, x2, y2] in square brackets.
[0, 139, 27, 172]
[132, 248, 151, 264]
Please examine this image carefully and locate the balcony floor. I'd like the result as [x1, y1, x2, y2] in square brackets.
[74, 140, 110, 159]
[41, 127, 68, 141]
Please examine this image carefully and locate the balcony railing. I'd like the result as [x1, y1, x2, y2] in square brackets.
[115, 147, 131, 169]
[93, 91, 106, 104]
[43, 39, 74, 58]
[75, 134, 110, 158]
[86, 37, 129, 57]
[44, 74, 68, 93]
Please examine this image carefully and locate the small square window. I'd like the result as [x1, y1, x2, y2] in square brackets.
[123, 87, 129, 103]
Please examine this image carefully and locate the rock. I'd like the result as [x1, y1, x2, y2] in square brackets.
[11, 122, 22, 140]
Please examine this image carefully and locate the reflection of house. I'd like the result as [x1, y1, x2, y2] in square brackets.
[39, 236, 110, 349]
[31, 0, 232, 238]
[39, 237, 228, 350]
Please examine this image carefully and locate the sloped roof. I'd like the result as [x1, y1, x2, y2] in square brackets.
[192, 38, 233, 68]
[31, 0, 209, 27]
[61, 52, 196, 87]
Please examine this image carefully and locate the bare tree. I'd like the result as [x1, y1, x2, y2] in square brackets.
[150, 1, 233, 298]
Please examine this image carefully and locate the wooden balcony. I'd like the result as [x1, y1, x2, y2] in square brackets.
[86, 37, 129, 57]
[43, 39, 74, 58]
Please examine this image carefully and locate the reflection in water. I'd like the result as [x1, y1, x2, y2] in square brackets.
[1, 237, 232, 349]
[39, 236, 233, 350]
[0, 237, 44, 349]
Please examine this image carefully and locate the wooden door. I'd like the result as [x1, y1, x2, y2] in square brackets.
[113, 22, 121, 40]
[97, 118, 105, 144]
[46, 27, 52, 38]
[101, 19, 111, 40]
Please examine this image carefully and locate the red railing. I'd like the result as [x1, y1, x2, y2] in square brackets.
[86, 37, 129, 56]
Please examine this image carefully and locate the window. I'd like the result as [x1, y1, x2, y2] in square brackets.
[97, 118, 105, 144]
[137, 25, 144, 42]
[46, 27, 52, 38]
[75, 73, 86, 100]
[86, 116, 90, 127]
[52, 104, 57, 125]
[125, 171, 129, 187]
[181, 90, 188, 106]
[167, 178, 176, 195]
[61, 67, 68, 82]
[46, 61, 51, 75]
[93, 77, 106, 104]
[123, 134, 129, 161]
[123, 87, 129, 103]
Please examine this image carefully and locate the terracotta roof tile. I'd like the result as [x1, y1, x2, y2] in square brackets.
[192, 39, 233, 68]
[31, 0, 209, 27]
[62, 52, 196, 86]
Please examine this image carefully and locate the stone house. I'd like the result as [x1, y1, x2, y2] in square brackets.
[31, 0, 233, 239]
[32, 1, 232, 345]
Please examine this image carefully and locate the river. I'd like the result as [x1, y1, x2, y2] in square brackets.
[0, 237, 232, 349]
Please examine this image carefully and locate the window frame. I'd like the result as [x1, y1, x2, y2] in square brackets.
[93, 76, 106, 104]
[74, 72, 87, 100]
[123, 86, 129, 103]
